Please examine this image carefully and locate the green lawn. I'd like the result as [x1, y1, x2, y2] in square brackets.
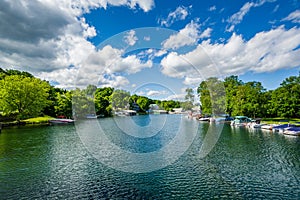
[21, 116, 55, 124]
[262, 117, 300, 125]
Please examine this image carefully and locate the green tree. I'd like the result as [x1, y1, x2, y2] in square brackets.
[136, 96, 150, 112]
[72, 88, 95, 118]
[224, 75, 243, 116]
[0, 75, 50, 119]
[111, 89, 130, 110]
[159, 100, 180, 111]
[197, 77, 225, 114]
[182, 88, 194, 111]
[94, 87, 114, 117]
[54, 90, 73, 118]
[231, 81, 265, 118]
[43, 87, 65, 117]
[267, 74, 300, 118]
[197, 80, 211, 114]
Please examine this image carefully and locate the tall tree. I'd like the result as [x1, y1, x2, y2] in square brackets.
[111, 89, 130, 110]
[224, 75, 243, 116]
[0, 75, 50, 119]
[198, 77, 225, 114]
[94, 87, 114, 117]
[268, 74, 300, 118]
[54, 90, 73, 118]
[182, 88, 194, 111]
[136, 96, 150, 112]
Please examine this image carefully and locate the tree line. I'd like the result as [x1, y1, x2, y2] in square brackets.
[197, 73, 300, 118]
[0, 68, 182, 120]
[1, 68, 299, 120]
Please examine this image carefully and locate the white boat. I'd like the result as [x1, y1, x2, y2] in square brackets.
[272, 124, 292, 133]
[283, 127, 300, 136]
[231, 116, 251, 127]
[250, 123, 266, 128]
[49, 118, 75, 125]
[261, 124, 276, 130]
[198, 117, 210, 122]
[86, 114, 98, 119]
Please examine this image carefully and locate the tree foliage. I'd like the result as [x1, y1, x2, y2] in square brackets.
[94, 87, 114, 116]
[198, 73, 300, 118]
[0, 75, 50, 119]
[181, 88, 195, 111]
[111, 89, 130, 110]
[197, 78, 225, 114]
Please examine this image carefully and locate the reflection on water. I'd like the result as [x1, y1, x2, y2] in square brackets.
[0, 115, 299, 199]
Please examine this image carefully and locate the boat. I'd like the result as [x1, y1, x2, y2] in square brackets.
[250, 123, 266, 128]
[261, 124, 276, 130]
[49, 118, 75, 125]
[86, 114, 98, 119]
[231, 116, 251, 127]
[283, 127, 300, 136]
[248, 118, 264, 128]
[272, 124, 293, 133]
[198, 117, 210, 122]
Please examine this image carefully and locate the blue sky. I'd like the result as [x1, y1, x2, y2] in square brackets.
[0, 0, 299, 100]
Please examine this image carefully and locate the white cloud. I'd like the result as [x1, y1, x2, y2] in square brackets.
[80, 18, 97, 38]
[144, 36, 151, 41]
[199, 28, 212, 39]
[208, 6, 216, 12]
[147, 90, 168, 96]
[160, 5, 192, 27]
[0, 0, 155, 88]
[226, 0, 275, 32]
[38, 44, 152, 89]
[164, 93, 186, 101]
[162, 20, 201, 49]
[154, 49, 168, 57]
[273, 5, 279, 13]
[98, 74, 130, 88]
[282, 10, 300, 23]
[124, 30, 138, 46]
[161, 26, 300, 84]
[128, 0, 155, 12]
[83, 45, 153, 75]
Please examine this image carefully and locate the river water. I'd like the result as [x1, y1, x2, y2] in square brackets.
[0, 115, 299, 199]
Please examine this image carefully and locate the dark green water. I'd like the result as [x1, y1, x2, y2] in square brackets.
[0, 115, 299, 199]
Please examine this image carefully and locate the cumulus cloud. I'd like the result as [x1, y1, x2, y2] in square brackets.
[0, 0, 155, 88]
[226, 0, 275, 32]
[282, 10, 300, 23]
[124, 30, 138, 46]
[147, 90, 168, 96]
[160, 5, 192, 27]
[162, 20, 202, 49]
[40, 45, 152, 88]
[161, 26, 300, 83]
[199, 28, 212, 39]
[208, 6, 216, 12]
[164, 93, 186, 101]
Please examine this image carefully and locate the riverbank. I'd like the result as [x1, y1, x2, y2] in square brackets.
[261, 117, 300, 125]
[0, 116, 55, 128]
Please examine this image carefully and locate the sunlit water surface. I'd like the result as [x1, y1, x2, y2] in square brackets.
[0, 115, 299, 199]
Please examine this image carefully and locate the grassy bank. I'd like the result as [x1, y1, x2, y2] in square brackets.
[1, 116, 55, 128]
[21, 116, 55, 124]
[262, 117, 300, 125]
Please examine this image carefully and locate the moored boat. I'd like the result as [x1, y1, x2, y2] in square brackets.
[272, 124, 293, 133]
[231, 116, 251, 127]
[283, 127, 300, 136]
[198, 117, 210, 122]
[49, 118, 75, 125]
[261, 124, 276, 130]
